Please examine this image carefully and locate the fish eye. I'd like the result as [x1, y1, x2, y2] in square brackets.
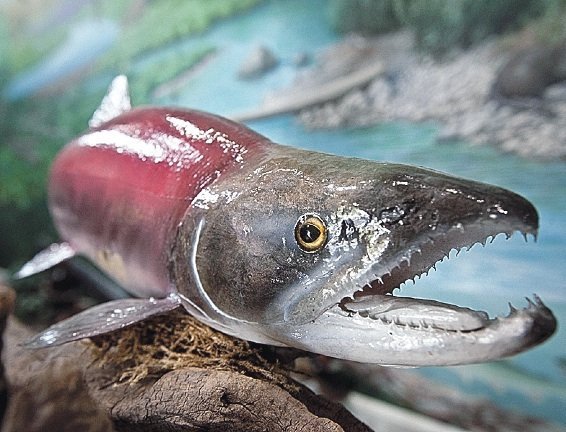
[295, 213, 328, 253]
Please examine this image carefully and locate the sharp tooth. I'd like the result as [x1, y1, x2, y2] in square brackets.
[508, 302, 517, 315]
[526, 297, 536, 310]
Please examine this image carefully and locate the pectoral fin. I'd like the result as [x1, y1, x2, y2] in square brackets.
[24, 294, 182, 349]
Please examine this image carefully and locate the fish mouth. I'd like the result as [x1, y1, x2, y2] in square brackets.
[345, 210, 557, 327]
[339, 223, 532, 333]
[272, 216, 557, 366]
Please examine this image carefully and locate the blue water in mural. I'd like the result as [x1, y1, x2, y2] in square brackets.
[3, 19, 118, 101]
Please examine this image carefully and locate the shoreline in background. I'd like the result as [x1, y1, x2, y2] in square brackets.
[268, 32, 566, 161]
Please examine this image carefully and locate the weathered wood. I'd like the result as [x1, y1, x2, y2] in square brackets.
[231, 61, 383, 122]
[2, 350, 115, 432]
[89, 367, 366, 432]
[1, 293, 371, 432]
[0, 285, 15, 426]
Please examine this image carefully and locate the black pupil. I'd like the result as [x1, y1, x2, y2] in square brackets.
[300, 223, 321, 243]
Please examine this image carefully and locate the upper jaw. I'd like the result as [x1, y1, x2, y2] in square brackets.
[285, 175, 541, 325]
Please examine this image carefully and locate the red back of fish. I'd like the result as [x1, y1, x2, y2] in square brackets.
[49, 107, 269, 297]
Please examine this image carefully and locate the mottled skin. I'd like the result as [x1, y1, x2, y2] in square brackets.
[23, 79, 556, 365]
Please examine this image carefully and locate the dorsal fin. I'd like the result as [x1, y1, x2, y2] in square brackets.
[88, 75, 131, 128]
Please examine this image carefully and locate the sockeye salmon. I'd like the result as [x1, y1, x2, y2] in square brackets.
[17, 76, 556, 366]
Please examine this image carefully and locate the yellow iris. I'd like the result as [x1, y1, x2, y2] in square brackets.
[295, 214, 328, 253]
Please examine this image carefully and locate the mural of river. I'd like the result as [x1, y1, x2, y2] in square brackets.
[151, 1, 566, 425]
[3, 0, 565, 428]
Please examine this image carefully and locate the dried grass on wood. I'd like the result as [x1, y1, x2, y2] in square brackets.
[91, 308, 294, 387]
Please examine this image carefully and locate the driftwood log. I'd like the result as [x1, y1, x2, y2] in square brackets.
[0, 284, 371, 432]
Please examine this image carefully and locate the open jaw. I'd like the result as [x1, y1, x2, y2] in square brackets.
[277, 220, 557, 367]
[341, 223, 525, 333]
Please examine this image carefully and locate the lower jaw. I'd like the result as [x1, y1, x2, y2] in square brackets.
[340, 293, 490, 332]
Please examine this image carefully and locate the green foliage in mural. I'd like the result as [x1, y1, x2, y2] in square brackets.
[328, 0, 561, 57]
